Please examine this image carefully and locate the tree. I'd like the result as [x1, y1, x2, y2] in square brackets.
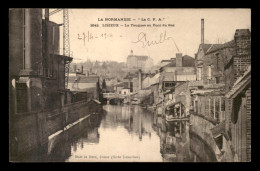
[102, 62, 107, 69]
[102, 79, 107, 91]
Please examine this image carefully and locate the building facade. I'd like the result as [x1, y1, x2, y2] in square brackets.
[126, 50, 153, 72]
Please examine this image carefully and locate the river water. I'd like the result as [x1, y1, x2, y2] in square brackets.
[19, 104, 216, 162]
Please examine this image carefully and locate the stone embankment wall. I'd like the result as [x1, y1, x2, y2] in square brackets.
[10, 100, 102, 160]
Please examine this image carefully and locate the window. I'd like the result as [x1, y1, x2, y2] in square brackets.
[119, 91, 121, 94]
[208, 65, 212, 80]
[197, 67, 202, 80]
[124, 91, 126, 95]
[130, 82, 133, 92]
[194, 100, 198, 114]
[216, 77, 220, 84]
[163, 81, 175, 89]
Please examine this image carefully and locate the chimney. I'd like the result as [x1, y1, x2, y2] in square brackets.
[234, 29, 251, 56]
[81, 65, 83, 73]
[176, 53, 183, 67]
[201, 18, 204, 44]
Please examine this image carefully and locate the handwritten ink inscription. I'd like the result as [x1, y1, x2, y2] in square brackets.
[77, 31, 113, 45]
[131, 31, 174, 48]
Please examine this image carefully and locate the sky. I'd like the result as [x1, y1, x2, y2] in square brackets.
[48, 8, 251, 64]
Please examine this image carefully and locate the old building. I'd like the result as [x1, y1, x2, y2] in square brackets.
[9, 8, 73, 114]
[159, 53, 196, 102]
[126, 50, 153, 72]
[68, 73, 102, 101]
[122, 71, 140, 93]
[160, 58, 174, 67]
[159, 54, 196, 90]
[114, 82, 128, 95]
[223, 29, 251, 162]
[155, 53, 196, 120]
[189, 27, 251, 162]
[142, 72, 160, 89]
[9, 9, 74, 158]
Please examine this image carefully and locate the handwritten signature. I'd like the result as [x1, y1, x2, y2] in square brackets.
[132, 31, 174, 48]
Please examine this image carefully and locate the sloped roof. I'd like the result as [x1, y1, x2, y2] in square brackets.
[225, 66, 251, 99]
[199, 44, 213, 53]
[128, 55, 148, 61]
[205, 40, 235, 54]
[115, 82, 128, 89]
[124, 73, 138, 79]
[162, 55, 195, 68]
[161, 59, 173, 62]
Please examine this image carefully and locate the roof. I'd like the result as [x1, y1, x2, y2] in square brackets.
[128, 55, 148, 61]
[68, 75, 99, 83]
[161, 59, 173, 62]
[199, 44, 213, 53]
[54, 54, 73, 62]
[225, 66, 251, 99]
[161, 55, 195, 69]
[115, 82, 128, 89]
[151, 82, 159, 86]
[123, 72, 138, 79]
[205, 40, 235, 54]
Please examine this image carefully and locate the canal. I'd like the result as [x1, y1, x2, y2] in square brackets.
[18, 104, 216, 162]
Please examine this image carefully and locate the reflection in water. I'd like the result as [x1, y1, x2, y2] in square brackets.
[18, 104, 215, 162]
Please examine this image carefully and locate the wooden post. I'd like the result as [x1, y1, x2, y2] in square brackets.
[214, 98, 216, 120]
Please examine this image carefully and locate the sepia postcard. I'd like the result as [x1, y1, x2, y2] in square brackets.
[9, 8, 251, 162]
